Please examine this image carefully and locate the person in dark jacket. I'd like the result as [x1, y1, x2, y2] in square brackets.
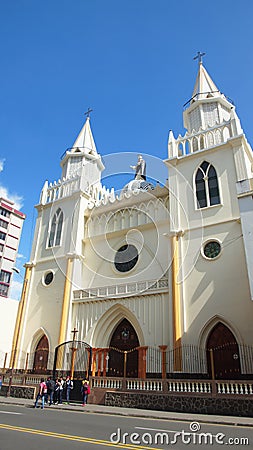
[46, 377, 55, 406]
[65, 376, 73, 404]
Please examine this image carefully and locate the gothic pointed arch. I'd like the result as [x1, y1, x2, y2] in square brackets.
[206, 322, 241, 379]
[108, 318, 140, 377]
[91, 303, 144, 348]
[47, 208, 64, 247]
[195, 161, 220, 208]
[32, 333, 49, 374]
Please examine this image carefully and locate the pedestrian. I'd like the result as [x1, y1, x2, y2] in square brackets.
[34, 378, 47, 409]
[65, 375, 73, 404]
[58, 376, 64, 404]
[0, 375, 2, 392]
[81, 378, 90, 406]
[46, 377, 55, 406]
[54, 378, 60, 404]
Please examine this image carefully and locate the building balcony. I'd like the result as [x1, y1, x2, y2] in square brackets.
[73, 276, 169, 301]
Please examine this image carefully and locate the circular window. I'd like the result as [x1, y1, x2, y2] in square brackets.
[44, 271, 54, 285]
[114, 244, 138, 272]
[203, 241, 221, 259]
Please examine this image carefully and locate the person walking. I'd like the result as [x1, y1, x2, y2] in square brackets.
[65, 376, 73, 404]
[34, 378, 47, 409]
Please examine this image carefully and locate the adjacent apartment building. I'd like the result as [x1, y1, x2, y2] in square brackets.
[0, 197, 26, 367]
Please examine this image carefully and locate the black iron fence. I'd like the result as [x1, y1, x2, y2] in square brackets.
[1, 343, 253, 380]
[146, 344, 253, 379]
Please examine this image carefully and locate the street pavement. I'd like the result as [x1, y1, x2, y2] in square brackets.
[0, 395, 253, 427]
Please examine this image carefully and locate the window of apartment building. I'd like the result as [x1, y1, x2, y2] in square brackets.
[0, 270, 11, 297]
[0, 284, 8, 297]
[0, 207, 10, 218]
[0, 270, 11, 284]
[0, 219, 8, 229]
[0, 231, 6, 241]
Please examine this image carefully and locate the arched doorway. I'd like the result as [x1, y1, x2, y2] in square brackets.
[206, 322, 241, 379]
[33, 335, 49, 374]
[108, 318, 139, 378]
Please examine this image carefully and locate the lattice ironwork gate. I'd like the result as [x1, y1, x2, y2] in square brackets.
[53, 340, 92, 380]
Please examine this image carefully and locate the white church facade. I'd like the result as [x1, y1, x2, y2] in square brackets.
[12, 61, 253, 380]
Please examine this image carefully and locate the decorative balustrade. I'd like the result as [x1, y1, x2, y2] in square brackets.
[2, 374, 43, 386]
[25, 375, 43, 385]
[167, 381, 211, 394]
[90, 377, 253, 398]
[92, 378, 123, 389]
[217, 382, 253, 395]
[1, 373, 253, 399]
[44, 176, 81, 204]
[73, 277, 169, 301]
[126, 380, 163, 391]
[3, 375, 23, 385]
[171, 121, 233, 159]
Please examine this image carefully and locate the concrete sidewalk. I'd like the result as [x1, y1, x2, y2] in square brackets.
[0, 396, 253, 427]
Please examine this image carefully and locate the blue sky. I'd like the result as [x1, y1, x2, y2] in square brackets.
[1, 0, 253, 298]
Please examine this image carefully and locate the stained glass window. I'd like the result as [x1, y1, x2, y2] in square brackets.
[48, 208, 63, 247]
[195, 161, 220, 208]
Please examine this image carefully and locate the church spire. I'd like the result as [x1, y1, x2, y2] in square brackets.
[183, 55, 235, 134]
[191, 61, 221, 102]
[167, 57, 244, 159]
[60, 112, 104, 182]
[72, 114, 97, 155]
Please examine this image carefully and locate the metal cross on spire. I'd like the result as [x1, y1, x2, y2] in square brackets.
[84, 107, 93, 118]
[193, 51, 206, 64]
[71, 327, 78, 342]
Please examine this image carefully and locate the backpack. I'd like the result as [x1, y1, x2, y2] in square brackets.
[82, 383, 90, 394]
[48, 379, 55, 391]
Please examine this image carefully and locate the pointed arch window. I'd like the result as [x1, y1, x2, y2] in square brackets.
[48, 208, 63, 247]
[195, 161, 220, 208]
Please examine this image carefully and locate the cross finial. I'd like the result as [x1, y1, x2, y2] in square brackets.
[193, 51, 206, 64]
[71, 327, 78, 342]
[84, 107, 93, 118]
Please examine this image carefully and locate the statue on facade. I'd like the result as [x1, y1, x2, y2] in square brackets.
[130, 155, 146, 181]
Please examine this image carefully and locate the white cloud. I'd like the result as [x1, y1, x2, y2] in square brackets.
[0, 159, 4, 172]
[0, 158, 24, 209]
[16, 253, 26, 260]
[0, 185, 23, 210]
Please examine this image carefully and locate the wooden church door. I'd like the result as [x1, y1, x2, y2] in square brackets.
[33, 335, 49, 374]
[108, 319, 139, 378]
[206, 322, 241, 379]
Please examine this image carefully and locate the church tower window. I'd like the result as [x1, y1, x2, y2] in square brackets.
[48, 208, 63, 247]
[195, 161, 220, 208]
